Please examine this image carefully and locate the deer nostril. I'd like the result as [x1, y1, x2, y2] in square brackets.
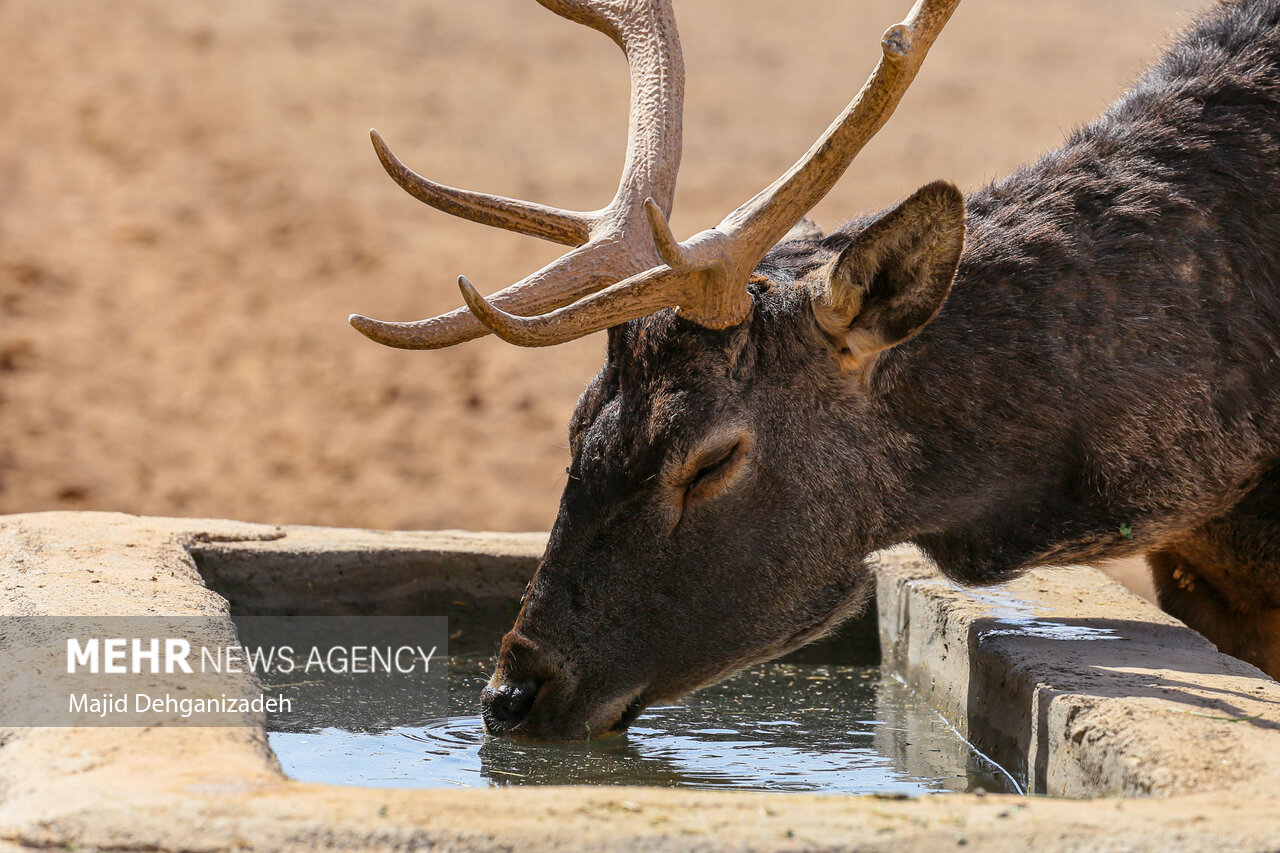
[481, 680, 539, 730]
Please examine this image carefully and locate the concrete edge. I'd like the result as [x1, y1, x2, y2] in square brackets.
[874, 547, 1280, 796]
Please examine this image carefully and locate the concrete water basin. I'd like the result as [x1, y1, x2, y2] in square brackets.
[1, 511, 1278, 851]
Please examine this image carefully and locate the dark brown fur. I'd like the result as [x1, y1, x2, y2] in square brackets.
[1148, 464, 1280, 674]
[483, 0, 1280, 739]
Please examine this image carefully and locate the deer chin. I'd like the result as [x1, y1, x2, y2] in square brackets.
[593, 685, 650, 738]
[507, 576, 874, 743]
[727, 570, 877, 670]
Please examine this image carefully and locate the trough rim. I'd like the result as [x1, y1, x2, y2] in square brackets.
[0, 510, 1278, 853]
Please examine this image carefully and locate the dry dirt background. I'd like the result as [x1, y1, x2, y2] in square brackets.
[0, 0, 1201, 555]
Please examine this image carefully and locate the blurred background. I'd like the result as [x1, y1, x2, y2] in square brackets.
[0, 0, 1200, 537]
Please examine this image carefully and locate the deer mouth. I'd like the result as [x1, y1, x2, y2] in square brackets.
[607, 693, 648, 735]
[588, 684, 650, 739]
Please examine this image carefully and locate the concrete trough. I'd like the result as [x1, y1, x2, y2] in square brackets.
[1, 511, 1278, 851]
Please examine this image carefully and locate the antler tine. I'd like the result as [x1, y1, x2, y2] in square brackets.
[458, 265, 694, 348]
[348, 238, 632, 350]
[722, 0, 961, 256]
[460, 198, 732, 345]
[460, 0, 962, 347]
[370, 130, 593, 247]
[350, 0, 684, 351]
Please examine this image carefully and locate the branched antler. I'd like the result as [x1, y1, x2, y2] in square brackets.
[350, 0, 960, 349]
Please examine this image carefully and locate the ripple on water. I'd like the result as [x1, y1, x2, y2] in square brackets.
[267, 660, 1018, 795]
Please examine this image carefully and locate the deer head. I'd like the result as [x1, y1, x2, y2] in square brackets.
[351, 0, 964, 741]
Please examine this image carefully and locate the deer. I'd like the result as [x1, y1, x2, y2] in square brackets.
[348, 0, 1280, 740]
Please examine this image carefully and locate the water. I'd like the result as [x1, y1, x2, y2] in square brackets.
[267, 656, 1017, 794]
[956, 584, 1126, 642]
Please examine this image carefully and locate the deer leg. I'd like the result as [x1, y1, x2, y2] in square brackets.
[1147, 465, 1280, 680]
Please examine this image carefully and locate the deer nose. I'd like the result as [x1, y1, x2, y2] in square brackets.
[481, 680, 540, 732]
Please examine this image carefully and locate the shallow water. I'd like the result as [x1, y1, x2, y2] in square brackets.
[268, 657, 1017, 794]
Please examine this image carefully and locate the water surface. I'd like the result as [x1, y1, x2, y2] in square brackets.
[268, 656, 1017, 794]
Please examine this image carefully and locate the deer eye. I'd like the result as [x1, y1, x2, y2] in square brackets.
[682, 439, 748, 500]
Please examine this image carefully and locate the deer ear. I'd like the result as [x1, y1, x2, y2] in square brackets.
[812, 180, 964, 371]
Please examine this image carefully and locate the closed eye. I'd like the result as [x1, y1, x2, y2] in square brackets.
[684, 442, 740, 491]
[679, 436, 751, 505]
[662, 432, 754, 528]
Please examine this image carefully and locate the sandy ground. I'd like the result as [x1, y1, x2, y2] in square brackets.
[0, 0, 1199, 572]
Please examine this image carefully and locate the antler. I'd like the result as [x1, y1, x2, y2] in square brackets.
[349, 0, 685, 350]
[351, 0, 961, 350]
